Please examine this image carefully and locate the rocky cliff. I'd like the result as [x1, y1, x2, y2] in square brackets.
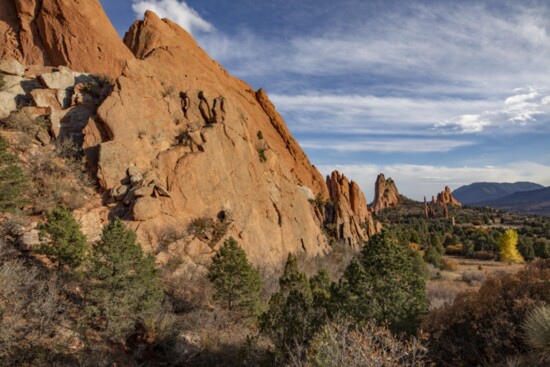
[0, 0, 132, 78]
[372, 173, 400, 214]
[0, 2, 378, 265]
[325, 171, 378, 247]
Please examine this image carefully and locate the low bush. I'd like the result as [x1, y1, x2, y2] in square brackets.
[423, 259, 550, 366]
[303, 321, 428, 367]
[0, 259, 63, 366]
[0, 135, 27, 212]
[440, 257, 459, 271]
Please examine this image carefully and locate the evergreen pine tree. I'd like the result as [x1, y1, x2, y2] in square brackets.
[84, 219, 163, 337]
[0, 135, 27, 212]
[207, 237, 261, 315]
[260, 254, 316, 356]
[38, 205, 87, 270]
[336, 231, 427, 334]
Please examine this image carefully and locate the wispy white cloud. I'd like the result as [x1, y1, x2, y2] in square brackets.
[201, 2, 550, 96]
[435, 87, 550, 133]
[271, 93, 499, 134]
[317, 162, 550, 202]
[132, 0, 213, 35]
[301, 138, 474, 154]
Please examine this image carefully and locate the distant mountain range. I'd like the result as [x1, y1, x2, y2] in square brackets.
[453, 182, 545, 205]
[478, 187, 550, 216]
[453, 182, 550, 216]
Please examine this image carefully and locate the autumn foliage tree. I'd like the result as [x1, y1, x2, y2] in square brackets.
[498, 229, 524, 263]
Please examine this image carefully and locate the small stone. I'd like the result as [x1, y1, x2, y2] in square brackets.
[127, 165, 141, 177]
[134, 185, 154, 197]
[36, 129, 51, 145]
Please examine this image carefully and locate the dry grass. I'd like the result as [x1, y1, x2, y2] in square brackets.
[427, 256, 525, 310]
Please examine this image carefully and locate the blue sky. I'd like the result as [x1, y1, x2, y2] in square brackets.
[99, 0, 550, 201]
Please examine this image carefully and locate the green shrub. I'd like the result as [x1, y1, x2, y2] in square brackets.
[0, 135, 27, 212]
[258, 147, 267, 163]
[0, 72, 5, 91]
[424, 245, 442, 268]
[37, 206, 87, 270]
[188, 216, 213, 237]
[462, 239, 475, 257]
[332, 231, 427, 335]
[523, 305, 550, 360]
[84, 219, 163, 338]
[518, 237, 535, 262]
[257, 130, 263, 140]
[534, 239, 550, 259]
[423, 259, 550, 366]
[208, 237, 262, 315]
[411, 250, 430, 279]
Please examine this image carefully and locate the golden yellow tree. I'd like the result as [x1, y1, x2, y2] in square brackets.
[498, 229, 524, 264]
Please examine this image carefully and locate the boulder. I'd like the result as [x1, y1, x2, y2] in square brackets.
[0, 59, 25, 76]
[39, 71, 75, 90]
[0, 92, 16, 119]
[132, 197, 162, 221]
[30, 88, 61, 110]
[298, 185, 315, 201]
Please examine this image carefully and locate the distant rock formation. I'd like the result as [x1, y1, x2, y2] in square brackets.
[372, 173, 400, 214]
[325, 171, 378, 247]
[437, 186, 462, 207]
[423, 187, 461, 220]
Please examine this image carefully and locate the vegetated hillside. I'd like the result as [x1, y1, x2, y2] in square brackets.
[453, 181, 544, 205]
[479, 186, 550, 216]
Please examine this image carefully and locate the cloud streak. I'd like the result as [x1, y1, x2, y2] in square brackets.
[301, 138, 474, 154]
[132, 0, 213, 35]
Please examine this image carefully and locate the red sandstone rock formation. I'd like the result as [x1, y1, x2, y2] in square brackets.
[0, 0, 133, 78]
[372, 173, 400, 214]
[437, 186, 462, 207]
[0, 4, 376, 265]
[326, 171, 378, 247]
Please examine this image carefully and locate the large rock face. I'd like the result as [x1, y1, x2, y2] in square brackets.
[0, 0, 133, 78]
[0, 5, 377, 266]
[437, 186, 462, 207]
[372, 173, 400, 214]
[325, 171, 378, 247]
